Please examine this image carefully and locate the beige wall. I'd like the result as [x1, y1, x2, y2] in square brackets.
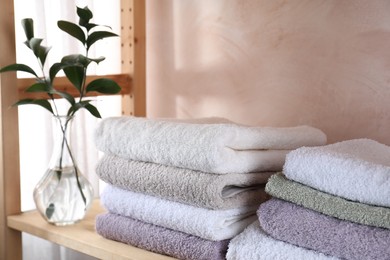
[146, 0, 390, 145]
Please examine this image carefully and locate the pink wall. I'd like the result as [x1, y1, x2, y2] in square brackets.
[146, 0, 390, 145]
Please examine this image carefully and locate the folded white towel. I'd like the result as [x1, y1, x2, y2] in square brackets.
[226, 221, 339, 260]
[101, 185, 258, 241]
[94, 116, 327, 174]
[284, 138, 390, 207]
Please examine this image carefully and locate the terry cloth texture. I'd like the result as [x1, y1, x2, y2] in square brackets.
[266, 173, 390, 229]
[283, 138, 390, 207]
[96, 154, 271, 209]
[96, 213, 229, 260]
[101, 185, 259, 241]
[226, 221, 338, 260]
[94, 116, 327, 174]
[258, 198, 390, 260]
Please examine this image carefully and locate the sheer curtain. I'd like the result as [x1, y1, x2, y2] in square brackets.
[14, 0, 121, 259]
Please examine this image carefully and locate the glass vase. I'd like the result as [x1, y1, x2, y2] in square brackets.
[33, 115, 94, 226]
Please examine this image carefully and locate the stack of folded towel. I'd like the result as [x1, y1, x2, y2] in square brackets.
[228, 138, 390, 260]
[93, 116, 327, 260]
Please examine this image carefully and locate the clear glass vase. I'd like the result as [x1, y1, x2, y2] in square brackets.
[33, 115, 94, 226]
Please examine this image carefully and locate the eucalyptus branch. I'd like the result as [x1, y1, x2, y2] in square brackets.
[0, 6, 121, 214]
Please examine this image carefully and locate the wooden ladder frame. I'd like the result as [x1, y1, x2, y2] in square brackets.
[0, 0, 146, 259]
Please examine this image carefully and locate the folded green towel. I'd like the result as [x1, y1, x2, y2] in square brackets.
[265, 173, 390, 229]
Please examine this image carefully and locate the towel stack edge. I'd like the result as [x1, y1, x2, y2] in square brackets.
[239, 139, 390, 260]
[93, 116, 328, 260]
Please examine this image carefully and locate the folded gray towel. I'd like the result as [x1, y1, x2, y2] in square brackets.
[258, 198, 390, 260]
[96, 213, 229, 260]
[265, 173, 390, 229]
[96, 154, 271, 209]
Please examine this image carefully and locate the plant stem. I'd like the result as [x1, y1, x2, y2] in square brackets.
[78, 49, 89, 102]
[63, 135, 87, 205]
[55, 116, 87, 207]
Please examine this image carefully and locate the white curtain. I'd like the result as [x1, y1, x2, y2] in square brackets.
[14, 0, 121, 259]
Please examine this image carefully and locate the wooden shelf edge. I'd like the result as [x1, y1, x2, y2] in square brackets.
[7, 199, 175, 260]
[16, 73, 132, 99]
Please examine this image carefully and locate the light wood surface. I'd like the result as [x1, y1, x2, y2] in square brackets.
[8, 200, 176, 260]
[0, 0, 22, 259]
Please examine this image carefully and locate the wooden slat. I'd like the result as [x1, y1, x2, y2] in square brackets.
[120, 0, 135, 116]
[0, 0, 22, 259]
[133, 0, 147, 117]
[17, 73, 132, 100]
[8, 200, 176, 260]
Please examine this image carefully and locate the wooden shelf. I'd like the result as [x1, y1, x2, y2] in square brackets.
[7, 200, 176, 260]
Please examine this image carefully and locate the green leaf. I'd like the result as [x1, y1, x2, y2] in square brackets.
[85, 23, 112, 31]
[0, 63, 38, 77]
[49, 63, 66, 82]
[28, 38, 51, 67]
[57, 20, 86, 45]
[21, 18, 34, 40]
[29, 38, 43, 54]
[62, 54, 105, 66]
[61, 54, 90, 66]
[84, 103, 101, 118]
[88, 56, 105, 64]
[86, 78, 121, 94]
[67, 100, 91, 116]
[25, 38, 51, 66]
[69, 100, 101, 118]
[50, 89, 75, 105]
[84, 23, 98, 31]
[37, 45, 51, 67]
[25, 83, 49, 93]
[13, 99, 34, 106]
[63, 65, 84, 93]
[77, 6, 93, 27]
[46, 203, 55, 219]
[86, 31, 118, 50]
[13, 99, 54, 114]
[23, 40, 30, 49]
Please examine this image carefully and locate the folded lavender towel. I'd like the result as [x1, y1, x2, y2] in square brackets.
[226, 221, 338, 260]
[96, 213, 229, 260]
[94, 116, 326, 174]
[266, 173, 390, 229]
[284, 138, 390, 207]
[96, 154, 271, 209]
[258, 198, 390, 260]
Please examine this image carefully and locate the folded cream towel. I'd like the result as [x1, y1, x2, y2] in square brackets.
[266, 173, 390, 229]
[284, 138, 390, 207]
[226, 221, 338, 260]
[96, 213, 229, 260]
[96, 154, 271, 209]
[94, 116, 327, 173]
[101, 185, 258, 241]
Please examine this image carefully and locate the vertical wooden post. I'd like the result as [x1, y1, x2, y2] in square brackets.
[120, 0, 135, 116]
[0, 0, 22, 259]
[133, 0, 146, 117]
[120, 0, 146, 117]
